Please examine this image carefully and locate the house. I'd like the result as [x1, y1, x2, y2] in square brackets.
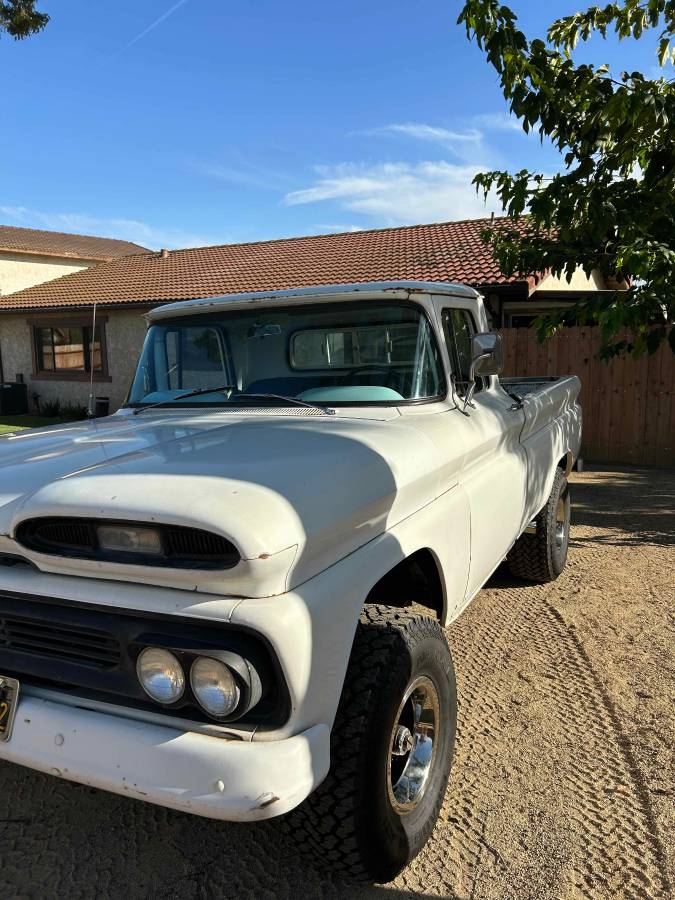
[0, 217, 620, 412]
[0, 224, 149, 408]
[0, 224, 148, 297]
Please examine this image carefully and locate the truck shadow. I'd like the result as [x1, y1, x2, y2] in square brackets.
[568, 465, 675, 548]
[0, 761, 459, 899]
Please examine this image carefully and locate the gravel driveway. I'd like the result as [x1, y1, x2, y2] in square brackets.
[2, 466, 673, 899]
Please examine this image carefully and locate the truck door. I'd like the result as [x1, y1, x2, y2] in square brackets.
[441, 307, 527, 599]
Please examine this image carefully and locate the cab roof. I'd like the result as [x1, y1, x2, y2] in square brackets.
[146, 280, 479, 322]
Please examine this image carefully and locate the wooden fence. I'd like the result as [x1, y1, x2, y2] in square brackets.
[500, 327, 674, 467]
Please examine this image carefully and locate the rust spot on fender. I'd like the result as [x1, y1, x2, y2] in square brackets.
[254, 792, 280, 810]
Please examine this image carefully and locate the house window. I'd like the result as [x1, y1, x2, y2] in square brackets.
[32, 319, 108, 379]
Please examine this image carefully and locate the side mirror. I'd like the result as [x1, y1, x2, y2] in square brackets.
[471, 332, 504, 378]
[462, 332, 503, 413]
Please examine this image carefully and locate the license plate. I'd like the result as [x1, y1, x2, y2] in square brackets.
[0, 676, 19, 742]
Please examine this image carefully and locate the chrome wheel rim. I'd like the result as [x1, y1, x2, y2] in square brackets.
[555, 489, 569, 549]
[387, 676, 440, 814]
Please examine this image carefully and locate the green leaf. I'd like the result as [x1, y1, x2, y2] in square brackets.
[0, 0, 49, 40]
[458, 0, 675, 357]
[658, 37, 671, 65]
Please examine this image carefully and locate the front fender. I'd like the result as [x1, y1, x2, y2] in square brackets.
[232, 483, 470, 741]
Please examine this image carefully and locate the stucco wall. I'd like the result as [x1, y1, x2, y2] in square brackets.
[537, 267, 606, 291]
[0, 308, 149, 413]
[0, 252, 93, 296]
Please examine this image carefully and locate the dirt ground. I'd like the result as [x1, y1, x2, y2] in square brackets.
[1, 466, 673, 899]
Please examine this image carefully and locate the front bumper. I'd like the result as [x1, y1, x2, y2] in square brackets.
[0, 694, 330, 821]
[0, 547, 375, 818]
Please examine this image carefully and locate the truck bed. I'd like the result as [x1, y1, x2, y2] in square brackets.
[501, 374, 582, 460]
[500, 376, 570, 400]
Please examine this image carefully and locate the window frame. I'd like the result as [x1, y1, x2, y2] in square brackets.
[125, 300, 449, 408]
[441, 307, 488, 398]
[30, 315, 111, 382]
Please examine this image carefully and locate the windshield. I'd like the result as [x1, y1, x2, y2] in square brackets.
[126, 301, 446, 408]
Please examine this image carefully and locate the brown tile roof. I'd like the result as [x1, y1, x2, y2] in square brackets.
[0, 224, 149, 262]
[0, 217, 539, 312]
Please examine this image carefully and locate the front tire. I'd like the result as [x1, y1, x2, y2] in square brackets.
[507, 467, 571, 583]
[288, 604, 457, 883]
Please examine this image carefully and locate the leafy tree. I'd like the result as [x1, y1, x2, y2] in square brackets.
[458, 1, 675, 357]
[1, 1, 49, 40]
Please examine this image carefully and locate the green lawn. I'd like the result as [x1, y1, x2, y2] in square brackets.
[0, 415, 75, 435]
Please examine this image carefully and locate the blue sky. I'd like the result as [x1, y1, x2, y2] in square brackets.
[0, 0, 663, 249]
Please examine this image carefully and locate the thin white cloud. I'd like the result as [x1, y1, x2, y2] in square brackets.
[107, 0, 190, 59]
[314, 223, 365, 234]
[372, 123, 485, 161]
[0, 206, 219, 250]
[365, 115, 526, 163]
[472, 112, 524, 133]
[284, 162, 501, 225]
[192, 160, 291, 191]
[286, 114, 533, 227]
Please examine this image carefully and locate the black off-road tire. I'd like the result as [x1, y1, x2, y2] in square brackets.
[287, 604, 457, 884]
[507, 467, 571, 584]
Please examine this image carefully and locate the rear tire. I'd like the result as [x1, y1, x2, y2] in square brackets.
[507, 467, 570, 583]
[287, 604, 457, 883]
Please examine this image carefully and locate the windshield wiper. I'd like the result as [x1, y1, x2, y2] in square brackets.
[230, 392, 335, 415]
[132, 386, 335, 416]
[132, 384, 235, 415]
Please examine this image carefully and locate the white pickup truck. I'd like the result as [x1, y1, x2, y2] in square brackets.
[0, 281, 581, 882]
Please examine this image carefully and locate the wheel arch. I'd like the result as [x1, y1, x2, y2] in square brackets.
[232, 488, 469, 737]
[364, 547, 447, 622]
[558, 450, 574, 476]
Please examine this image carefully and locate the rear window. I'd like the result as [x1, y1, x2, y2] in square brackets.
[290, 323, 420, 370]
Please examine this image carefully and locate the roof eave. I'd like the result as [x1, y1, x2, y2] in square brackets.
[0, 299, 156, 315]
[0, 245, 117, 263]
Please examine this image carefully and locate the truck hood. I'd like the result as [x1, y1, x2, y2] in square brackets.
[0, 409, 450, 596]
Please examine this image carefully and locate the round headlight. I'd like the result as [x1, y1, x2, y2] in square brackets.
[190, 657, 240, 718]
[136, 647, 185, 704]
